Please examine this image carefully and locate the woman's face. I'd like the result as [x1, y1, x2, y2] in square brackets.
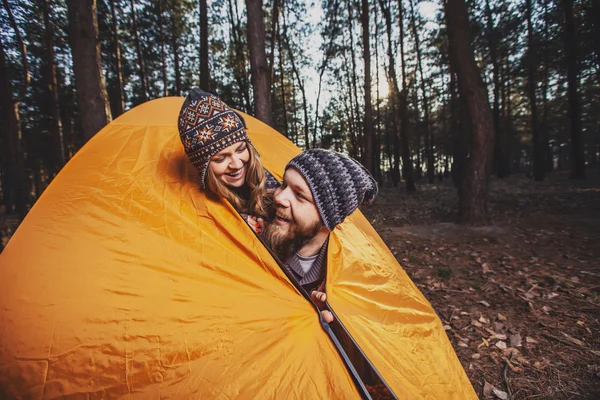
[209, 141, 250, 188]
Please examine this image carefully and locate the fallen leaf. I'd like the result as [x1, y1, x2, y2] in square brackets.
[471, 320, 483, 328]
[482, 263, 491, 274]
[458, 342, 469, 347]
[526, 336, 538, 344]
[472, 353, 481, 359]
[576, 320, 585, 326]
[542, 306, 551, 314]
[510, 333, 522, 348]
[483, 381, 495, 399]
[497, 313, 507, 321]
[479, 300, 491, 307]
[460, 311, 470, 315]
[562, 333, 585, 346]
[479, 316, 490, 324]
[443, 325, 451, 331]
[547, 292, 559, 300]
[492, 387, 509, 400]
[495, 340, 507, 349]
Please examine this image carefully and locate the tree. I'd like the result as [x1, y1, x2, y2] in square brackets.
[129, 0, 148, 101]
[199, 0, 210, 91]
[526, 0, 545, 181]
[409, 0, 434, 183]
[445, 0, 495, 225]
[0, 0, 29, 217]
[361, 0, 374, 173]
[562, 0, 585, 179]
[66, 0, 112, 141]
[246, 0, 273, 126]
[42, 0, 65, 171]
[108, 0, 125, 116]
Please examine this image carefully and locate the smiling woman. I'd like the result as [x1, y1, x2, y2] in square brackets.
[178, 88, 276, 221]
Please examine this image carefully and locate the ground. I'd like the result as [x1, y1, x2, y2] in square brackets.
[1, 170, 599, 399]
[362, 170, 600, 400]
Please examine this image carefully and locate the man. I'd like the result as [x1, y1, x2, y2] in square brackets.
[262, 149, 378, 322]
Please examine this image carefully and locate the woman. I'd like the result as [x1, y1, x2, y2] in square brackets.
[178, 88, 277, 229]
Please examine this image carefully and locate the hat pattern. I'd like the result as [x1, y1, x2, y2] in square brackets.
[178, 89, 249, 188]
[287, 149, 378, 231]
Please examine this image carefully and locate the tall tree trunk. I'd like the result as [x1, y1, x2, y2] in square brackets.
[562, 0, 585, 178]
[227, 0, 251, 110]
[199, 0, 210, 91]
[497, 57, 510, 177]
[347, 1, 363, 159]
[282, 3, 309, 148]
[0, 34, 28, 217]
[361, 0, 374, 172]
[398, 0, 415, 191]
[109, 0, 124, 116]
[410, 0, 434, 183]
[268, 0, 280, 82]
[541, 0, 552, 172]
[66, 0, 112, 141]
[485, 0, 503, 178]
[526, 0, 545, 181]
[171, 5, 182, 96]
[42, 0, 65, 170]
[277, 26, 289, 137]
[158, 0, 168, 97]
[378, 0, 400, 184]
[445, 0, 495, 225]
[129, 0, 148, 102]
[246, 0, 273, 126]
[314, 0, 340, 147]
[373, 1, 381, 182]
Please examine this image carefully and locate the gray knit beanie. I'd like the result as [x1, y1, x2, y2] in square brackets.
[286, 149, 378, 231]
[178, 88, 248, 188]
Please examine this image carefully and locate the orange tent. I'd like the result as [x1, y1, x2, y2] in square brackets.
[0, 98, 476, 399]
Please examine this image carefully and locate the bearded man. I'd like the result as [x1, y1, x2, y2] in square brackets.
[261, 149, 378, 321]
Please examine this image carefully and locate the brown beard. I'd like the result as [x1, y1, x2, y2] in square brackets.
[262, 210, 322, 261]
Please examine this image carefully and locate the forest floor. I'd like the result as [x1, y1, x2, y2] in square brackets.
[1, 170, 599, 399]
[362, 169, 600, 400]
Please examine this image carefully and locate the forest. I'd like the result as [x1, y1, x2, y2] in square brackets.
[2, 1, 600, 398]
[1, 0, 598, 225]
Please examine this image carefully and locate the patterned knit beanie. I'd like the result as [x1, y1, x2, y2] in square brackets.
[286, 149, 378, 231]
[178, 88, 249, 189]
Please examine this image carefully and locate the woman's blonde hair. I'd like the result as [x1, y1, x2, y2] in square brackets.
[205, 142, 272, 218]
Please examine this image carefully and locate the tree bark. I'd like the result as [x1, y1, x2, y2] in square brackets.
[398, 0, 415, 191]
[246, 0, 273, 126]
[227, 0, 251, 110]
[410, 0, 434, 183]
[199, 0, 210, 91]
[66, 0, 112, 142]
[497, 58, 510, 177]
[42, 0, 65, 170]
[171, 4, 182, 96]
[562, 0, 585, 178]
[485, 0, 503, 179]
[526, 0, 545, 181]
[445, 0, 495, 225]
[347, 0, 363, 159]
[158, 0, 168, 97]
[109, 0, 124, 116]
[0, 34, 28, 217]
[129, 0, 148, 102]
[282, 9, 309, 149]
[361, 0, 374, 173]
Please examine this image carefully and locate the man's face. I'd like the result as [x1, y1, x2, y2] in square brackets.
[262, 167, 324, 260]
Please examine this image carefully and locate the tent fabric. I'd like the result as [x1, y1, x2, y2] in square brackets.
[0, 97, 476, 399]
